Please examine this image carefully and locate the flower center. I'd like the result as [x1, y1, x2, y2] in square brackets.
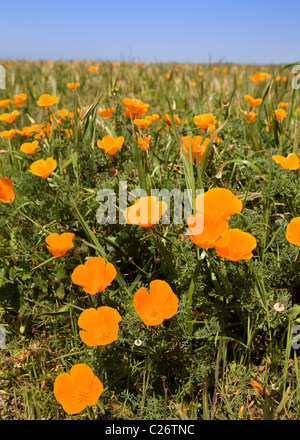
[95, 327, 111, 343]
[229, 250, 242, 260]
[149, 307, 160, 321]
[74, 387, 90, 404]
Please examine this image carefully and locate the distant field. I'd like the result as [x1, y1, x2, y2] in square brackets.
[0, 59, 299, 420]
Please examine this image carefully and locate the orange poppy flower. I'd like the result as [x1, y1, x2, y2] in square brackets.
[49, 113, 61, 126]
[181, 135, 210, 164]
[250, 380, 268, 396]
[286, 217, 300, 246]
[122, 98, 149, 119]
[133, 118, 152, 129]
[244, 94, 262, 107]
[56, 109, 73, 119]
[195, 188, 243, 220]
[250, 380, 263, 391]
[242, 110, 257, 123]
[134, 280, 178, 326]
[54, 363, 103, 415]
[145, 114, 160, 122]
[194, 113, 216, 130]
[45, 232, 75, 257]
[13, 93, 27, 107]
[0, 129, 18, 139]
[297, 109, 300, 118]
[279, 102, 288, 109]
[136, 132, 151, 151]
[97, 135, 124, 155]
[249, 73, 259, 82]
[51, 111, 73, 125]
[0, 99, 10, 108]
[0, 110, 19, 124]
[37, 94, 58, 108]
[28, 157, 57, 178]
[163, 113, 183, 126]
[97, 108, 115, 118]
[20, 140, 39, 154]
[33, 122, 51, 140]
[274, 108, 287, 121]
[214, 229, 257, 261]
[272, 153, 300, 170]
[0, 177, 15, 203]
[187, 212, 229, 249]
[249, 72, 270, 82]
[67, 82, 80, 90]
[238, 403, 245, 419]
[20, 124, 40, 137]
[71, 256, 117, 295]
[28, 123, 43, 135]
[78, 306, 122, 346]
[88, 66, 99, 73]
[123, 196, 168, 228]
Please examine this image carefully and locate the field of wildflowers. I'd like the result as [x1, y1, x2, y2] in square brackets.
[0, 59, 299, 420]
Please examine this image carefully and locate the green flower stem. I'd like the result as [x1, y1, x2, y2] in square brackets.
[31, 255, 58, 271]
[186, 251, 206, 334]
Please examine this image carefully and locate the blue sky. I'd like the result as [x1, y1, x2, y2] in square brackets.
[1, 0, 299, 64]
